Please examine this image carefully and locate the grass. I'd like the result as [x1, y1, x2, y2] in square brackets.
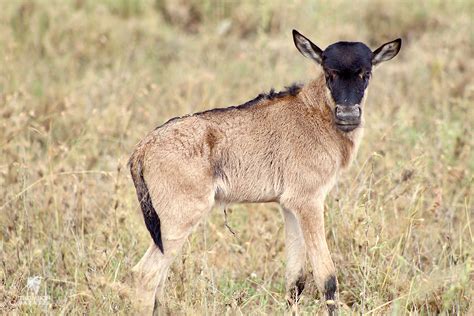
[0, 0, 472, 314]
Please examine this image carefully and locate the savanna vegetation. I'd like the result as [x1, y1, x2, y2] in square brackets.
[1, 0, 472, 314]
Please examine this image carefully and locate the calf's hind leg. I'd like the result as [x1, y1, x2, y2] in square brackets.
[132, 243, 171, 314]
[132, 199, 214, 315]
[132, 164, 215, 314]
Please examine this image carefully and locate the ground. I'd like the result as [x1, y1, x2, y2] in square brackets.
[0, 0, 472, 314]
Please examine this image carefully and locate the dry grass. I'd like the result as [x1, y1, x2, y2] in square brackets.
[1, 0, 473, 314]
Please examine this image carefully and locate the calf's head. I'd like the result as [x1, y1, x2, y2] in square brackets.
[293, 30, 401, 132]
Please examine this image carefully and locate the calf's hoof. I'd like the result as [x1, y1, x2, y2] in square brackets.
[285, 274, 306, 306]
[324, 275, 338, 315]
[325, 299, 337, 315]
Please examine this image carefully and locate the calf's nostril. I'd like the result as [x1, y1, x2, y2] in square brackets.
[335, 105, 361, 121]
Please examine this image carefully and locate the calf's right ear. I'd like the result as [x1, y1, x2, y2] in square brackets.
[293, 29, 323, 65]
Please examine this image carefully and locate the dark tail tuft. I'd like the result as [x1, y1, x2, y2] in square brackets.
[129, 155, 164, 253]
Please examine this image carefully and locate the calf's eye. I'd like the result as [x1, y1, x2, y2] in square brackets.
[359, 70, 371, 80]
[325, 70, 337, 83]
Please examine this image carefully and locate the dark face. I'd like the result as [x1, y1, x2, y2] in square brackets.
[292, 30, 402, 133]
[322, 42, 373, 132]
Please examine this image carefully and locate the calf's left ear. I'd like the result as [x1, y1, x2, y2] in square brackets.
[372, 38, 402, 66]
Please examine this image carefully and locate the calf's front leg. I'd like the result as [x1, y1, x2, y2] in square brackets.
[282, 207, 307, 306]
[282, 198, 337, 313]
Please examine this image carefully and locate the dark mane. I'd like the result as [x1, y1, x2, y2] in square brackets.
[235, 82, 304, 110]
[158, 83, 303, 128]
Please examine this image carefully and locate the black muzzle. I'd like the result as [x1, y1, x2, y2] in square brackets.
[334, 105, 361, 132]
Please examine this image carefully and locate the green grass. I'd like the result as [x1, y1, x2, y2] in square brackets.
[1, 0, 472, 314]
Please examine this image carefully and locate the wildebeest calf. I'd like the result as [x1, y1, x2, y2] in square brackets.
[129, 29, 401, 314]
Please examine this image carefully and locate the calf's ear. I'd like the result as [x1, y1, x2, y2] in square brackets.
[372, 38, 402, 66]
[293, 29, 323, 65]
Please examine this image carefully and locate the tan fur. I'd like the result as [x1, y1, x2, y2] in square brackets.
[129, 73, 367, 313]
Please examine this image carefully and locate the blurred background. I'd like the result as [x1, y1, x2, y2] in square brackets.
[0, 0, 472, 314]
